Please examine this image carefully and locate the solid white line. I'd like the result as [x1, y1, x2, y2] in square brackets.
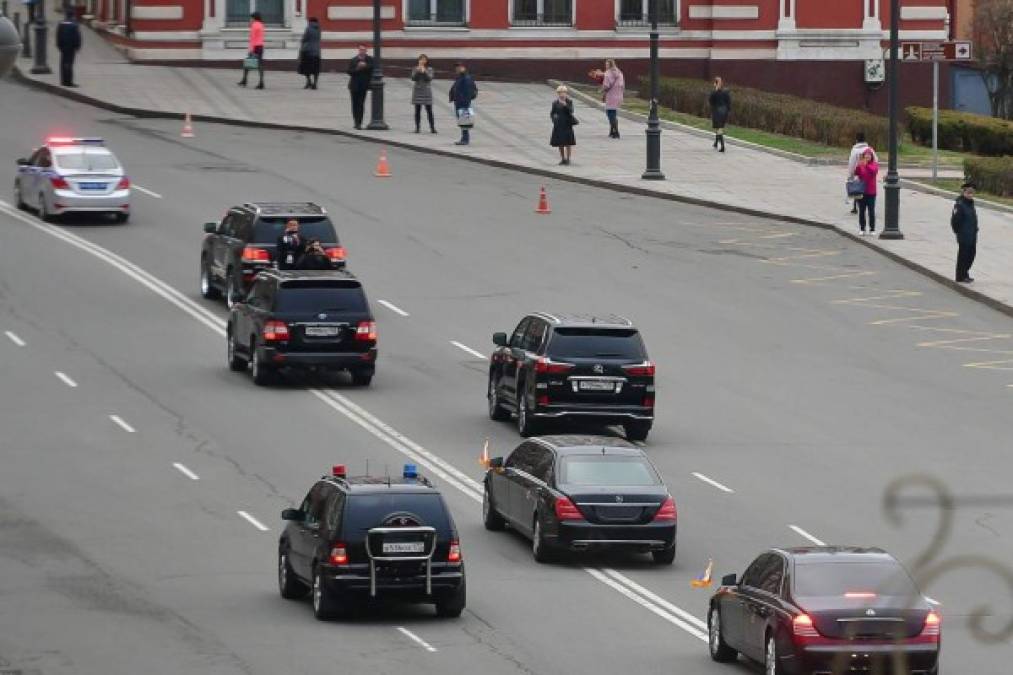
[925, 596, 941, 606]
[601, 568, 709, 631]
[789, 525, 826, 546]
[237, 510, 269, 531]
[691, 472, 735, 494]
[109, 415, 136, 433]
[172, 462, 200, 480]
[450, 340, 486, 359]
[586, 569, 708, 641]
[54, 371, 78, 388]
[132, 184, 163, 199]
[4, 331, 25, 346]
[378, 299, 410, 317]
[395, 627, 438, 653]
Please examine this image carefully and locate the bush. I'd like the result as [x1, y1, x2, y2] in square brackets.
[640, 77, 891, 149]
[907, 107, 1013, 156]
[965, 156, 1013, 196]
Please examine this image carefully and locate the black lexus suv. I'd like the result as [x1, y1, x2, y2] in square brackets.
[200, 202, 347, 307]
[226, 270, 376, 386]
[279, 464, 466, 620]
[487, 313, 655, 441]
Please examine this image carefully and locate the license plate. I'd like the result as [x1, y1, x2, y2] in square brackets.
[305, 326, 340, 337]
[382, 542, 425, 554]
[79, 182, 107, 190]
[579, 380, 615, 391]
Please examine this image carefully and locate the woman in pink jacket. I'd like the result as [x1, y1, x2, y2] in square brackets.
[854, 148, 879, 235]
[602, 59, 625, 139]
[238, 12, 265, 89]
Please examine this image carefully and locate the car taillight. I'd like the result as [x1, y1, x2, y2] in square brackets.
[653, 496, 677, 521]
[535, 357, 574, 374]
[792, 613, 820, 639]
[117, 176, 130, 190]
[325, 246, 346, 261]
[242, 246, 270, 263]
[554, 496, 583, 521]
[920, 610, 941, 639]
[328, 543, 349, 565]
[622, 361, 655, 377]
[50, 176, 69, 189]
[262, 320, 289, 341]
[355, 320, 377, 342]
[447, 539, 461, 563]
[642, 396, 655, 408]
[537, 394, 550, 406]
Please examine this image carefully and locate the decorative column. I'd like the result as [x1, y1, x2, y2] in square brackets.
[777, 0, 795, 31]
[863, 0, 882, 31]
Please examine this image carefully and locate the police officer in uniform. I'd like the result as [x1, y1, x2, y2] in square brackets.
[276, 219, 305, 270]
[56, 10, 82, 88]
[951, 182, 978, 283]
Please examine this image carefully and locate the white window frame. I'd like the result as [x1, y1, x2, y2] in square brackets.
[402, 0, 469, 26]
[508, 0, 576, 27]
[615, 0, 678, 27]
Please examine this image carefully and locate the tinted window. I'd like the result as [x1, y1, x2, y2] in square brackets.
[546, 328, 646, 359]
[506, 443, 537, 472]
[53, 152, 119, 171]
[793, 562, 920, 599]
[529, 447, 554, 482]
[741, 554, 769, 588]
[510, 318, 532, 349]
[558, 455, 660, 486]
[756, 555, 785, 595]
[254, 216, 338, 244]
[525, 320, 548, 353]
[301, 482, 332, 526]
[274, 283, 367, 313]
[343, 493, 453, 534]
[325, 491, 345, 533]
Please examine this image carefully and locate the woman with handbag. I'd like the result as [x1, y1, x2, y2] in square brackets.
[602, 59, 625, 139]
[238, 12, 265, 90]
[449, 62, 477, 146]
[708, 77, 731, 152]
[854, 148, 879, 235]
[297, 17, 321, 90]
[411, 54, 436, 134]
[550, 85, 577, 165]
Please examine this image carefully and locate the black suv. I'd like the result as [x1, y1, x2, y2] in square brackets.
[226, 270, 377, 386]
[200, 202, 347, 306]
[487, 313, 655, 441]
[279, 464, 466, 620]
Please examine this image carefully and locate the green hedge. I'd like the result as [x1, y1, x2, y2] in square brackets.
[907, 107, 1013, 157]
[965, 156, 1013, 197]
[640, 77, 891, 149]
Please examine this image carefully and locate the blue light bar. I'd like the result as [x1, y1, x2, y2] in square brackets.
[403, 464, 418, 480]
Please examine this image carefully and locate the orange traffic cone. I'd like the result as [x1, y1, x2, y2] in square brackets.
[479, 438, 490, 468]
[180, 112, 195, 138]
[374, 149, 392, 177]
[535, 186, 551, 214]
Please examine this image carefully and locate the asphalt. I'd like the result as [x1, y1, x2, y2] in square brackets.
[1, 77, 1012, 674]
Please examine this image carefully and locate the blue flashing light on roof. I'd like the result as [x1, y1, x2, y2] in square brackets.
[403, 464, 418, 480]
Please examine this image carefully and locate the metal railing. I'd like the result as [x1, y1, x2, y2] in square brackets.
[616, 14, 677, 27]
[405, 15, 467, 26]
[512, 13, 572, 27]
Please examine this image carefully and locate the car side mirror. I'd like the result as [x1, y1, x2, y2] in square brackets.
[203, 222, 217, 233]
[16, 158, 29, 166]
[281, 508, 304, 521]
[488, 456, 504, 469]
[721, 573, 738, 587]
[492, 332, 508, 347]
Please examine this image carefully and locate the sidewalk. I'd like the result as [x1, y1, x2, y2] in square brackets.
[14, 24, 1013, 315]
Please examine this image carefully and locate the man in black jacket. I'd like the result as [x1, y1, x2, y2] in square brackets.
[55, 10, 82, 87]
[951, 182, 979, 283]
[296, 240, 333, 270]
[276, 220, 305, 270]
[346, 44, 373, 129]
[449, 62, 477, 146]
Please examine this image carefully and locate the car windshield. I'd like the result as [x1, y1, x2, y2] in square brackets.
[546, 328, 646, 359]
[274, 283, 367, 313]
[559, 455, 660, 486]
[793, 562, 920, 598]
[53, 152, 120, 171]
[254, 217, 338, 244]
[344, 493, 452, 533]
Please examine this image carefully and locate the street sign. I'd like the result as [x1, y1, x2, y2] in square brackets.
[899, 41, 973, 62]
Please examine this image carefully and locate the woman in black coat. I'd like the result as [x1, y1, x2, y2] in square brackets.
[550, 85, 577, 165]
[298, 17, 321, 89]
[708, 76, 731, 152]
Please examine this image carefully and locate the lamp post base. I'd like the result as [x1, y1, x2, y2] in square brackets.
[366, 121, 389, 131]
[878, 230, 905, 240]
[641, 170, 666, 180]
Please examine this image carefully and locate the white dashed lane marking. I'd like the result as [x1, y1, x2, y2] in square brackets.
[378, 300, 410, 317]
[450, 341, 486, 359]
[109, 415, 136, 433]
[54, 371, 78, 388]
[395, 627, 438, 653]
[789, 525, 826, 546]
[172, 462, 200, 480]
[132, 184, 163, 199]
[691, 472, 734, 494]
[4, 331, 25, 346]
[237, 510, 269, 531]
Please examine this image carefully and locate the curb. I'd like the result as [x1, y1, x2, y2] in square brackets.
[12, 66, 1013, 321]
[900, 178, 1013, 216]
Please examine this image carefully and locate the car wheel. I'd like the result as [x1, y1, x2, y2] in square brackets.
[482, 484, 505, 531]
[487, 375, 510, 421]
[434, 576, 466, 618]
[517, 393, 539, 438]
[38, 194, 53, 222]
[531, 516, 554, 563]
[13, 181, 26, 210]
[227, 330, 247, 372]
[764, 632, 778, 675]
[312, 566, 338, 620]
[652, 544, 676, 565]
[225, 270, 238, 310]
[625, 421, 651, 442]
[350, 370, 373, 386]
[708, 606, 738, 662]
[278, 548, 308, 599]
[201, 257, 222, 300]
[251, 345, 275, 386]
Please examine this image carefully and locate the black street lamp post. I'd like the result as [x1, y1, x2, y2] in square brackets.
[642, 0, 664, 180]
[366, 0, 388, 130]
[21, 2, 31, 59]
[880, 0, 903, 239]
[31, 0, 50, 74]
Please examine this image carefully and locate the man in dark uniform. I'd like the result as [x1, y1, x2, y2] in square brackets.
[951, 182, 978, 283]
[346, 44, 373, 130]
[296, 240, 333, 270]
[276, 219, 305, 270]
[55, 10, 82, 87]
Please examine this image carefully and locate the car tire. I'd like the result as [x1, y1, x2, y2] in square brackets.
[38, 194, 53, 222]
[624, 421, 651, 442]
[708, 606, 738, 663]
[517, 393, 540, 438]
[312, 566, 340, 621]
[434, 576, 466, 618]
[114, 212, 129, 224]
[482, 484, 506, 531]
[487, 375, 510, 421]
[764, 632, 779, 675]
[350, 370, 373, 386]
[531, 516, 554, 563]
[251, 345, 275, 386]
[227, 330, 247, 372]
[278, 548, 308, 600]
[225, 269, 239, 310]
[13, 181, 26, 210]
[652, 544, 676, 565]
[201, 257, 222, 300]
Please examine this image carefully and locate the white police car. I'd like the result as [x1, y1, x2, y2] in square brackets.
[14, 137, 131, 223]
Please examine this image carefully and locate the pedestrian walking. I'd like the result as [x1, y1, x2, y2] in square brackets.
[602, 59, 625, 139]
[853, 148, 879, 235]
[847, 132, 878, 214]
[297, 17, 321, 90]
[238, 12, 265, 89]
[55, 9, 81, 88]
[346, 43, 373, 129]
[449, 62, 477, 146]
[708, 76, 731, 152]
[550, 85, 577, 165]
[411, 53, 436, 134]
[951, 182, 978, 283]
